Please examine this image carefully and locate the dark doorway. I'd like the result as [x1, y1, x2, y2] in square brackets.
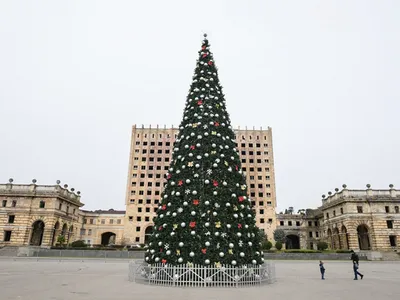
[341, 225, 349, 249]
[51, 222, 60, 246]
[357, 224, 370, 250]
[30, 220, 45, 246]
[389, 236, 397, 247]
[286, 234, 300, 249]
[101, 232, 116, 246]
[144, 226, 153, 244]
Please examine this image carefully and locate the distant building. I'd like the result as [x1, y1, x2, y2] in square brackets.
[0, 180, 83, 247]
[123, 125, 277, 245]
[276, 186, 400, 251]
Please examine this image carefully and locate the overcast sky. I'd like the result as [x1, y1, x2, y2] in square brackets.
[0, 0, 399, 212]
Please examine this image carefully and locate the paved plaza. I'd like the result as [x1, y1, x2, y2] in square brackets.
[0, 258, 399, 300]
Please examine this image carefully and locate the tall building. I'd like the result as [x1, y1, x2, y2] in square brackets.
[123, 125, 277, 245]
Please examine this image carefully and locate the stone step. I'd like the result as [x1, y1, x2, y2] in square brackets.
[0, 246, 18, 257]
[380, 251, 400, 261]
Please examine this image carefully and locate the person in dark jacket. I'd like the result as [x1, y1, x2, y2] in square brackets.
[351, 250, 359, 265]
[319, 261, 326, 280]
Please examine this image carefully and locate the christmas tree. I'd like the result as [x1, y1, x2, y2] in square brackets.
[145, 34, 263, 267]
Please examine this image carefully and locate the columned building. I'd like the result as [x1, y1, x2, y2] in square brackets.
[0, 180, 83, 247]
[277, 186, 400, 251]
[123, 125, 277, 245]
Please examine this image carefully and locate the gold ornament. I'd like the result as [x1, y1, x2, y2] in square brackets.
[215, 261, 221, 268]
[188, 161, 194, 167]
[192, 123, 198, 128]
[173, 224, 178, 229]
[176, 249, 181, 255]
[216, 104, 220, 108]
[233, 205, 238, 211]
[215, 221, 221, 228]
[224, 161, 229, 166]
[187, 262, 194, 268]
[228, 249, 233, 254]
[211, 151, 216, 154]
[241, 185, 246, 190]
[211, 131, 217, 135]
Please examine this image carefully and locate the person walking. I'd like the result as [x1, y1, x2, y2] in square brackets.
[353, 261, 364, 280]
[319, 261, 326, 280]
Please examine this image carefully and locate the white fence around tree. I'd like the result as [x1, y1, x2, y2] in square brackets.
[129, 260, 276, 287]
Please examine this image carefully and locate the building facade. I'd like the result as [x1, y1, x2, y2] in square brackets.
[123, 125, 277, 245]
[0, 180, 83, 247]
[276, 186, 400, 251]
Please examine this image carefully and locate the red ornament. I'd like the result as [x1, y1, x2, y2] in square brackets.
[202, 54, 207, 58]
[202, 45, 206, 50]
[201, 248, 207, 254]
[214, 121, 220, 127]
[208, 61, 213, 65]
[162, 204, 166, 210]
[235, 165, 238, 171]
[160, 248, 163, 252]
[178, 180, 183, 186]
[193, 199, 199, 205]
[161, 259, 167, 264]
[238, 196, 244, 202]
[238, 224, 242, 229]
[167, 174, 171, 179]
[197, 100, 203, 105]
[213, 180, 218, 187]
[190, 145, 195, 150]
[158, 226, 163, 231]
[189, 221, 196, 228]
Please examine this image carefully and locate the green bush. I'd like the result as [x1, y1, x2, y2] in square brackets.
[70, 240, 87, 248]
[273, 229, 286, 243]
[275, 241, 283, 250]
[317, 241, 328, 251]
[262, 241, 273, 250]
[335, 249, 352, 253]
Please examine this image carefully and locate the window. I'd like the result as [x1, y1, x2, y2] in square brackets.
[39, 201, 45, 208]
[154, 199, 159, 204]
[280, 221, 284, 226]
[2, 200, 7, 207]
[256, 143, 261, 148]
[135, 237, 140, 242]
[259, 201, 264, 206]
[389, 236, 397, 247]
[395, 206, 399, 213]
[308, 221, 312, 226]
[58, 203, 62, 210]
[314, 221, 318, 226]
[260, 218, 265, 224]
[250, 192, 255, 197]
[153, 207, 158, 212]
[266, 193, 271, 197]
[156, 173, 161, 178]
[139, 191, 144, 195]
[142, 149, 147, 154]
[4, 231, 12, 242]
[136, 226, 141, 232]
[110, 219, 114, 224]
[80, 229, 86, 235]
[137, 216, 142, 221]
[249, 151, 254, 155]
[387, 220, 393, 229]
[11, 201, 16, 207]
[8, 215, 15, 223]
[309, 232, 313, 238]
[117, 219, 122, 224]
[258, 192, 263, 197]
[146, 207, 150, 213]
[130, 199, 135, 203]
[140, 174, 145, 178]
[138, 207, 142, 212]
[316, 232, 319, 237]
[333, 210, 336, 217]
[83, 218, 87, 224]
[89, 219, 94, 224]
[258, 184, 262, 188]
[166, 142, 170, 146]
[101, 219, 105, 224]
[147, 182, 152, 187]
[357, 206, 363, 213]
[265, 176, 270, 180]
[249, 143, 253, 147]
[128, 216, 133, 221]
[326, 213, 329, 219]
[257, 159, 261, 163]
[268, 218, 273, 223]
[267, 201, 272, 206]
[241, 159, 246, 163]
[288, 221, 292, 226]
[259, 209, 264, 214]
[296, 221, 300, 226]
[340, 207, 344, 214]
[88, 229, 92, 236]
[250, 184, 255, 188]
[385, 206, 390, 213]
[147, 191, 152, 196]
